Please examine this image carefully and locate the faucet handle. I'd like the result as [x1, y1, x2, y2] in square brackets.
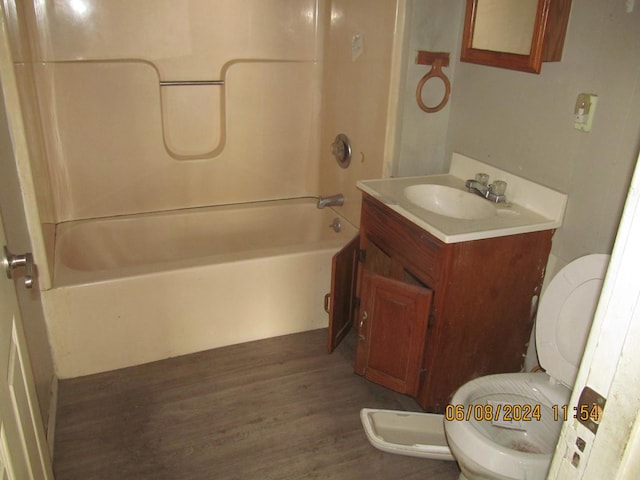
[475, 173, 490, 186]
[490, 180, 507, 196]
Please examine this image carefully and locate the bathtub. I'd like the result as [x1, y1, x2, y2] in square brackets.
[42, 198, 358, 378]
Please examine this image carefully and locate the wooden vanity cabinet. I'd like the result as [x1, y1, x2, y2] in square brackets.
[351, 193, 553, 413]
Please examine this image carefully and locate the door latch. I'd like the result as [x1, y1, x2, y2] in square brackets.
[3, 246, 34, 289]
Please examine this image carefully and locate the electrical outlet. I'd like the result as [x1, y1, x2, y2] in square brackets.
[574, 93, 598, 132]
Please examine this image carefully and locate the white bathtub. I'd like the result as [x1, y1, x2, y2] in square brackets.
[42, 199, 358, 378]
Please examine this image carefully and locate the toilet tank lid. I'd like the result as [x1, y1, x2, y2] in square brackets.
[536, 254, 610, 387]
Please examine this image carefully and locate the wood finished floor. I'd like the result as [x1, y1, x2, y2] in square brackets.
[54, 329, 460, 480]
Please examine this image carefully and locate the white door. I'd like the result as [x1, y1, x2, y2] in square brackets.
[548, 154, 640, 478]
[0, 211, 53, 479]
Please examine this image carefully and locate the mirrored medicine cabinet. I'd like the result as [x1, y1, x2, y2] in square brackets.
[461, 0, 572, 73]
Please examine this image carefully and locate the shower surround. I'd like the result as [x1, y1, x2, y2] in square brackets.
[2, 0, 405, 377]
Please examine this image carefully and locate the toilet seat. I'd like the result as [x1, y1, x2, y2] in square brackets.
[536, 254, 609, 387]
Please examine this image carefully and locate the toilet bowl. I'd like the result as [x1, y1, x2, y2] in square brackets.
[444, 254, 609, 480]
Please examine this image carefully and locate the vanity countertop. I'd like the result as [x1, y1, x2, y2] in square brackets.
[357, 153, 568, 244]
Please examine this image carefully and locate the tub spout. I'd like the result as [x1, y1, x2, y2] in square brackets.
[317, 194, 344, 209]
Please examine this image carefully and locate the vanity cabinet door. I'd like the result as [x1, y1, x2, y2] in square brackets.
[355, 270, 433, 396]
[327, 235, 360, 353]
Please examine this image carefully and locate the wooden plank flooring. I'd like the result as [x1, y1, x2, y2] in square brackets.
[54, 329, 460, 480]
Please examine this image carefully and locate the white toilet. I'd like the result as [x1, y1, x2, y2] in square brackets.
[360, 254, 609, 479]
[445, 254, 609, 480]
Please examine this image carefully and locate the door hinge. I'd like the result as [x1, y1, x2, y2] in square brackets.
[358, 248, 367, 263]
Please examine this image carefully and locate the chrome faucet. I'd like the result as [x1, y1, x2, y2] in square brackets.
[465, 179, 507, 203]
[317, 193, 344, 209]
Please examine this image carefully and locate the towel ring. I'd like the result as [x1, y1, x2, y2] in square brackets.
[415, 51, 451, 114]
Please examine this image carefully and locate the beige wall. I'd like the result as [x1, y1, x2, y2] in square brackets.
[400, 0, 640, 274]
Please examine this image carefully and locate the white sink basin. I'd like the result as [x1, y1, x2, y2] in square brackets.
[404, 184, 496, 220]
[356, 153, 568, 243]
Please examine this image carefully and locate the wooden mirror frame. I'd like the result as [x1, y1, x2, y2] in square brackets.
[460, 0, 571, 74]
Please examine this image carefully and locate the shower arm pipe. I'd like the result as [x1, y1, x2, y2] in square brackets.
[159, 80, 225, 86]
